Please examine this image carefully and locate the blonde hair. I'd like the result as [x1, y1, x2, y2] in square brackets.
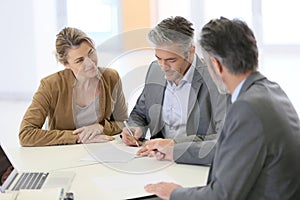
[55, 27, 95, 64]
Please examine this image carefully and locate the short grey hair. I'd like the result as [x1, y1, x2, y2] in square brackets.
[148, 16, 194, 57]
[199, 17, 258, 74]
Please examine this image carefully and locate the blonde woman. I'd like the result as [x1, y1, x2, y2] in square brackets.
[19, 27, 128, 146]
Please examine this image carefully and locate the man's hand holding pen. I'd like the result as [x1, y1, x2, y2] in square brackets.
[120, 122, 175, 161]
[121, 123, 143, 147]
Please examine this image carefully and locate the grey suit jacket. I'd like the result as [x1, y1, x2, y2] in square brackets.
[171, 72, 300, 199]
[129, 55, 227, 165]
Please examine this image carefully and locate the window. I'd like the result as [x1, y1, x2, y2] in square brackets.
[262, 0, 300, 45]
[57, 0, 121, 46]
[203, 0, 252, 27]
[189, 0, 300, 114]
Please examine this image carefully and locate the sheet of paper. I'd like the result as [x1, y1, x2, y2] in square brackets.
[82, 143, 141, 163]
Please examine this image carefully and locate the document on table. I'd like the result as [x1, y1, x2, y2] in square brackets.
[81, 143, 141, 163]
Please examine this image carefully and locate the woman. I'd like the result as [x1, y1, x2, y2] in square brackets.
[19, 27, 128, 146]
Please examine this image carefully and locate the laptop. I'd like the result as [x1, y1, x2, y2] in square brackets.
[0, 144, 75, 193]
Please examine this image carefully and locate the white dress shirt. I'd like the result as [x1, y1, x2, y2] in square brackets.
[162, 56, 196, 139]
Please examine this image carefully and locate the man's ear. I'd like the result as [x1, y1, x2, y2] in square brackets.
[210, 57, 223, 74]
[190, 45, 195, 55]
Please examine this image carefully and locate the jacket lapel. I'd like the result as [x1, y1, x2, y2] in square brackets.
[145, 61, 167, 137]
[187, 56, 203, 119]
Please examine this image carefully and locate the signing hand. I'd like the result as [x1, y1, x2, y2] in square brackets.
[136, 138, 175, 161]
[144, 182, 182, 200]
[120, 126, 143, 147]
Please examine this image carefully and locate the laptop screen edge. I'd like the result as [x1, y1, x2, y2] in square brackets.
[0, 168, 18, 192]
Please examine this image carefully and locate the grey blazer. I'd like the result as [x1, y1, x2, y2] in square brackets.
[171, 72, 300, 199]
[129, 55, 227, 164]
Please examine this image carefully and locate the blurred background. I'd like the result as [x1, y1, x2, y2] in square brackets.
[1, 0, 300, 146]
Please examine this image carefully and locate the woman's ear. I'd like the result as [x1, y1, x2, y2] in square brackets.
[63, 62, 70, 69]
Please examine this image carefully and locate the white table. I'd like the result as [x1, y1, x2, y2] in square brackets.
[2, 137, 209, 199]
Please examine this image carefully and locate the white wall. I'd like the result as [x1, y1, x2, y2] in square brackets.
[0, 0, 57, 100]
[0, 0, 35, 100]
[33, 0, 59, 83]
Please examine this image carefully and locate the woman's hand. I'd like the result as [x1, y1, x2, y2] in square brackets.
[73, 123, 114, 143]
[83, 134, 115, 143]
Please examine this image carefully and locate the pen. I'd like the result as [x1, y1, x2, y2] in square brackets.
[59, 188, 64, 200]
[123, 121, 139, 147]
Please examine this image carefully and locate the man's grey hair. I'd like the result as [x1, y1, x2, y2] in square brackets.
[199, 17, 258, 74]
[148, 16, 194, 58]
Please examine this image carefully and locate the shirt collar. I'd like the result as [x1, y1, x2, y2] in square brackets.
[231, 79, 246, 103]
[182, 55, 196, 83]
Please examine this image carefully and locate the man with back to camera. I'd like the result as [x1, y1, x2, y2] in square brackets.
[143, 17, 300, 199]
[121, 16, 228, 165]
